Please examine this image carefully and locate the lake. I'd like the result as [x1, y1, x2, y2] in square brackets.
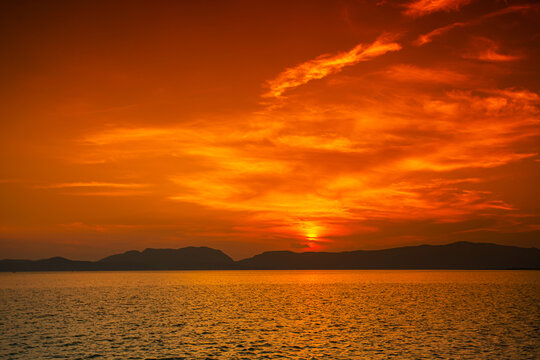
[1, 270, 539, 359]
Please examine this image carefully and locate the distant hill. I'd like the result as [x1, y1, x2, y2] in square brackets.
[236, 242, 540, 269]
[0, 242, 539, 271]
[0, 246, 234, 271]
[98, 246, 235, 270]
[0, 257, 96, 272]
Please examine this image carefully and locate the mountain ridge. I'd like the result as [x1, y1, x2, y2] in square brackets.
[1, 241, 539, 271]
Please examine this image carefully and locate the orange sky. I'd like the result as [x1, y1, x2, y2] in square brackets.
[1, 0, 539, 260]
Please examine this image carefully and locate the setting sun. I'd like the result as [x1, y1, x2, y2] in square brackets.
[303, 222, 322, 241]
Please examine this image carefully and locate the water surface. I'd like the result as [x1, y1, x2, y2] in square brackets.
[1, 270, 539, 359]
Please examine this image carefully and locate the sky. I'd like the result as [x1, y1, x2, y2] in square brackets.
[1, 0, 539, 260]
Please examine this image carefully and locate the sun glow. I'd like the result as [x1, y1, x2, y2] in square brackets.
[302, 222, 323, 242]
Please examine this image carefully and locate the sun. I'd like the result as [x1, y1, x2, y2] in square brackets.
[302, 222, 322, 242]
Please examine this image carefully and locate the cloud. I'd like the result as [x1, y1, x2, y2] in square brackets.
[37, 182, 150, 189]
[160, 83, 539, 242]
[414, 22, 465, 46]
[73, 81, 538, 241]
[59, 191, 151, 197]
[414, 4, 540, 45]
[35, 182, 152, 196]
[83, 128, 176, 146]
[462, 37, 522, 62]
[263, 34, 401, 98]
[480, 4, 540, 20]
[403, 0, 472, 17]
[383, 64, 468, 84]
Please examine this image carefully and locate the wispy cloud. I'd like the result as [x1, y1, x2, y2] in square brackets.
[164, 83, 538, 239]
[462, 37, 522, 62]
[35, 182, 152, 196]
[403, 0, 472, 17]
[414, 4, 540, 45]
[37, 182, 150, 189]
[414, 22, 465, 46]
[480, 4, 540, 19]
[263, 34, 401, 98]
[82, 128, 175, 146]
[383, 64, 468, 84]
[61, 191, 151, 197]
[60, 68, 539, 244]
[73, 81, 538, 225]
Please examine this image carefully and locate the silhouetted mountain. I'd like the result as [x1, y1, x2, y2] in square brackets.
[236, 242, 540, 269]
[0, 257, 95, 272]
[98, 246, 235, 270]
[0, 246, 234, 271]
[1, 242, 538, 271]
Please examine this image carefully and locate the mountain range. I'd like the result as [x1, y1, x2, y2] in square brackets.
[1, 241, 539, 271]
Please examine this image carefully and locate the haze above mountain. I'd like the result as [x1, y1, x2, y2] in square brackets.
[1, 242, 539, 271]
